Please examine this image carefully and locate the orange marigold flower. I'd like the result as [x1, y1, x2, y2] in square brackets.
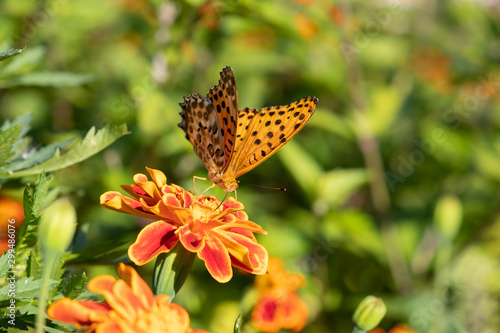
[48, 263, 209, 333]
[100, 167, 268, 283]
[388, 324, 420, 333]
[369, 329, 386, 333]
[294, 12, 319, 40]
[0, 195, 24, 256]
[251, 257, 308, 332]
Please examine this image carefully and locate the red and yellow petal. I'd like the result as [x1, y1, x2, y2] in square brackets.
[197, 235, 233, 283]
[95, 319, 122, 333]
[117, 263, 155, 309]
[224, 219, 267, 235]
[48, 298, 111, 328]
[100, 192, 158, 219]
[222, 197, 245, 211]
[88, 275, 117, 295]
[146, 167, 167, 188]
[128, 221, 179, 265]
[281, 292, 309, 332]
[107, 280, 144, 319]
[88, 278, 138, 323]
[159, 199, 194, 224]
[216, 231, 268, 275]
[251, 293, 282, 333]
[132, 180, 163, 201]
[157, 302, 191, 332]
[178, 224, 205, 252]
[227, 228, 257, 241]
[252, 289, 308, 333]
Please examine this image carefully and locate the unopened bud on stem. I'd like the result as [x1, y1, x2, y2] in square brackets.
[352, 296, 387, 331]
[39, 197, 77, 255]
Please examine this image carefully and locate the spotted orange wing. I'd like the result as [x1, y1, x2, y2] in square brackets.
[225, 96, 318, 178]
[178, 93, 226, 174]
[178, 67, 238, 178]
[207, 66, 238, 162]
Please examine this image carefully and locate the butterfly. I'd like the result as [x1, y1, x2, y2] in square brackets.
[178, 66, 317, 194]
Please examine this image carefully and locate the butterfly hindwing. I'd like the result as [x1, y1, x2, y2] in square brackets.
[207, 66, 238, 165]
[228, 96, 318, 178]
[178, 93, 226, 172]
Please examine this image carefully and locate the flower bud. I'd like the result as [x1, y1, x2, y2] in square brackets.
[39, 198, 77, 255]
[434, 195, 462, 241]
[352, 296, 387, 331]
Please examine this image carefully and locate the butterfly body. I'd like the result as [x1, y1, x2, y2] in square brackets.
[178, 66, 317, 193]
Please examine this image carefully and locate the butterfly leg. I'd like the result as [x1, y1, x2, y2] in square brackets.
[194, 182, 216, 203]
[192, 175, 211, 195]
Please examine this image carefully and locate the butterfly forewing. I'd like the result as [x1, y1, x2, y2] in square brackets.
[178, 94, 226, 172]
[207, 66, 238, 164]
[228, 96, 318, 178]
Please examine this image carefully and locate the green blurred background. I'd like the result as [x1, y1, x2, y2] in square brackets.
[1, 0, 500, 332]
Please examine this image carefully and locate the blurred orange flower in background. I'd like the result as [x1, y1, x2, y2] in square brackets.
[48, 263, 209, 333]
[412, 48, 452, 94]
[251, 257, 309, 332]
[294, 12, 319, 40]
[100, 167, 269, 283]
[197, 1, 222, 31]
[0, 195, 24, 255]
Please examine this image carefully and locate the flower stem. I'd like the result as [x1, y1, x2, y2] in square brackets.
[36, 252, 58, 333]
[351, 327, 367, 333]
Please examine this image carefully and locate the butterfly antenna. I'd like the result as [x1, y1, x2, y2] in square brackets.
[213, 192, 229, 211]
[237, 181, 286, 192]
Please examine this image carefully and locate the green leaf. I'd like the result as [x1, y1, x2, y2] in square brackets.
[0, 277, 58, 302]
[0, 71, 96, 88]
[322, 210, 386, 262]
[49, 259, 65, 301]
[0, 47, 25, 62]
[64, 272, 87, 299]
[278, 140, 323, 201]
[44, 325, 73, 333]
[0, 46, 45, 79]
[0, 113, 32, 135]
[0, 315, 31, 331]
[18, 174, 50, 251]
[368, 86, 405, 135]
[46, 319, 76, 333]
[27, 251, 41, 279]
[0, 138, 74, 173]
[66, 239, 129, 264]
[22, 183, 35, 225]
[0, 124, 129, 179]
[32, 173, 50, 218]
[153, 243, 196, 299]
[0, 114, 34, 171]
[234, 313, 243, 333]
[319, 169, 369, 207]
[0, 123, 22, 166]
[0, 254, 8, 279]
[309, 110, 356, 141]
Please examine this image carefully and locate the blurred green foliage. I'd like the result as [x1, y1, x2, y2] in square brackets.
[1, 0, 500, 332]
